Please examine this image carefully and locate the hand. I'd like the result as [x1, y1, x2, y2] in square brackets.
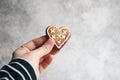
[12, 35, 59, 78]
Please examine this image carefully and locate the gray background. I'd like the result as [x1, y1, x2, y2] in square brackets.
[0, 0, 120, 80]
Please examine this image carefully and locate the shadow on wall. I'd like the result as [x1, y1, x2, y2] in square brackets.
[0, 0, 31, 29]
[0, 0, 32, 68]
[0, 30, 13, 45]
[0, 0, 19, 16]
[0, 30, 14, 68]
[0, 0, 16, 46]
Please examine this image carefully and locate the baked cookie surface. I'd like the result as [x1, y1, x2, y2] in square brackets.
[46, 25, 71, 49]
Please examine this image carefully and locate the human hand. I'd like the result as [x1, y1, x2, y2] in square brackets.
[12, 35, 59, 78]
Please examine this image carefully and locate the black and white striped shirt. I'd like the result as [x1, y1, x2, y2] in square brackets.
[0, 59, 37, 80]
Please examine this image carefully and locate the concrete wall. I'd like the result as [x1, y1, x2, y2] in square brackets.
[0, 0, 120, 80]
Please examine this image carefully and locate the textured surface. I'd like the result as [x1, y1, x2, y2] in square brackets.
[0, 0, 120, 80]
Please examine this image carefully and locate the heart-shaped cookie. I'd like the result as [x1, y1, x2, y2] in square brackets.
[46, 25, 71, 49]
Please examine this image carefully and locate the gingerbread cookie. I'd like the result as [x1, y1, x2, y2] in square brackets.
[46, 25, 71, 49]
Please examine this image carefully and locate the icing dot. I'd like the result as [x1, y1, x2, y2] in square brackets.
[57, 40, 61, 44]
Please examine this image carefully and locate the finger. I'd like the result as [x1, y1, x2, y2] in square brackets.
[21, 35, 48, 51]
[41, 47, 59, 57]
[32, 38, 55, 58]
[13, 36, 48, 58]
[42, 48, 59, 60]
[12, 47, 29, 58]
[39, 48, 59, 63]
[49, 48, 60, 55]
[39, 54, 54, 72]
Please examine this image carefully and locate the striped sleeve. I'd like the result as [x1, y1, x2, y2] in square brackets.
[0, 59, 37, 80]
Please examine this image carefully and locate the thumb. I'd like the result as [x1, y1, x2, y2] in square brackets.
[32, 38, 55, 58]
